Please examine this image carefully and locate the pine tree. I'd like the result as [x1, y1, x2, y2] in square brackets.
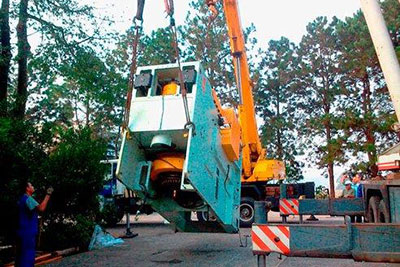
[0, 0, 11, 116]
[257, 37, 304, 182]
[297, 17, 345, 197]
[336, 6, 399, 176]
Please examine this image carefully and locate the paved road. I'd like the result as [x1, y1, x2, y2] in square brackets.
[48, 213, 398, 267]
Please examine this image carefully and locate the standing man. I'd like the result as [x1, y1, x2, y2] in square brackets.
[352, 173, 363, 198]
[340, 180, 357, 223]
[340, 180, 355, 198]
[352, 173, 363, 222]
[16, 181, 53, 267]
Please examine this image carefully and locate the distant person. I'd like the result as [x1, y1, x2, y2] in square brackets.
[352, 173, 363, 198]
[339, 173, 351, 185]
[352, 173, 363, 223]
[16, 182, 53, 267]
[340, 180, 355, 198]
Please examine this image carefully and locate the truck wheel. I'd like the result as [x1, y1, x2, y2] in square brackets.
[240, 197, 255, 228]
[367, 196, 380, 223]
[378, 199, 390, 223]
[196, 211, 217, 222]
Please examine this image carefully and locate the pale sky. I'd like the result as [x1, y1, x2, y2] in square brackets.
[92, 0, 361, 44]
[89, 0, 363, 188]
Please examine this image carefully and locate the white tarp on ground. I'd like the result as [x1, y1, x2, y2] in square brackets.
[88, 225, 123, 251]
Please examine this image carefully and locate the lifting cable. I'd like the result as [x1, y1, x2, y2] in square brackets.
[164, 0, 196, 135]
[122, 0, 145, 133]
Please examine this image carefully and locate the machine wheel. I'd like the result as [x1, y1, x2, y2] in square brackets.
[196, 211, 217, 222]
[367, 196, 380, 223]
[378, 199, 390, 223]
[240, 197, 255, 228]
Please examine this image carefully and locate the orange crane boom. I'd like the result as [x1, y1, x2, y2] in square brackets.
[223, 0, 263, 179]
[208, 0, 285, 182]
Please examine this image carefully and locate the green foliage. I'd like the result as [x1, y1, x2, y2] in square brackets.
[257, 1, 398, 181]
[42, 127, 106, 218]
[1, 0, 400, 256]
[182, 1, 235, 103]
[0, 121, 107, 254]
[30, 46, 127, 140]
[295, 16, 347, 188]
[98, 201, 125, 227]
[182, 0, 257, 105]
[257, 37, 304, 182]
[0, 118, 50, 243]
[139, 27, 180, 66]
[335, 5, 399, 175]
[38, 127, 107, 250]
[40, 215, 96, 251]
[315, 185, 329, 199]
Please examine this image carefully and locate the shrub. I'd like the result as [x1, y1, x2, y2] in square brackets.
[0, 121, 107, 257]
[40, 127, 107, 250]
[0, 118, 50, 245]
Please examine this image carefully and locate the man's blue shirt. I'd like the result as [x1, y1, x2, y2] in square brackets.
[17, 194, 39, 236]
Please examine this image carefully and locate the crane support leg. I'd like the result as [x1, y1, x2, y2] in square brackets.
[251, 220, 400, 263]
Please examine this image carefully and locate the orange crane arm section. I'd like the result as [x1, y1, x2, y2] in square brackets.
[222, 0, 262, 177]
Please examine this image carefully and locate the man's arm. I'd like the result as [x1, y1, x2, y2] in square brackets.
[37, 194, 51, 212]
[347, 189, 355, 199]
[37, 187, 53, 212]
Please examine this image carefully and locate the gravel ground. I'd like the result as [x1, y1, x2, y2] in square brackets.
[47, 213, 398, 267]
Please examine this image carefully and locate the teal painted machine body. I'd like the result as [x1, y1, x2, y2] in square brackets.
[117, 61, 241, 233]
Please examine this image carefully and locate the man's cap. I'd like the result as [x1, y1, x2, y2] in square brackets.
[345, 180, 352, 185]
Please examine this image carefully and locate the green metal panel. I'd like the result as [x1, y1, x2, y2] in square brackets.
[330, 198, 364, 215]
[298, 198, 364, 216]
[389, 186, 400, 223]
[298, 199, 329, 214]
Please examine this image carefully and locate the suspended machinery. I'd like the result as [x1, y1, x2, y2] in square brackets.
[116, 0, 285, 233]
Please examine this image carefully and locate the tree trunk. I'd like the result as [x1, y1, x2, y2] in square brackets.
[276, 84, 283, 159]
[323, 77, 335, 198]
[327, 162, 335, 198]
[15, 0, 30, 119]
[85, 98, 90, 126]
[362, 73, 378, 177]
[326, 124, 335, 198]
[0, 0, 11, 116]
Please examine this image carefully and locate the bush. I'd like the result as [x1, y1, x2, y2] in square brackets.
[0, 118, 50, 244]
[316, 185, 329, 199]
[0, 120, 107, 256]
[98, 201, 125, 227]
[40, 127, 107, 250]
[40, 215, 96, 251]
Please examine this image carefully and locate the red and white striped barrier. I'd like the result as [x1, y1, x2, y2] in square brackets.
[279, 199, 299, 215]
[377, 161, 400, 171]
[251, 225, 290, 255]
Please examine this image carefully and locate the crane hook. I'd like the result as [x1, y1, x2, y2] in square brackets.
[206, 0, 219, 22]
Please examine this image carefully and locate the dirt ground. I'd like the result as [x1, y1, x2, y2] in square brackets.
[47, 213, 398, 267]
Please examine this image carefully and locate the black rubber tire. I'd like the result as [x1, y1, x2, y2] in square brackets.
[196, 211, 217, 222]
[378, 199, 390, 223]
[367, 196, 380, 223]
[196, 211, 206, 222]
[239, 197, 255, 228]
